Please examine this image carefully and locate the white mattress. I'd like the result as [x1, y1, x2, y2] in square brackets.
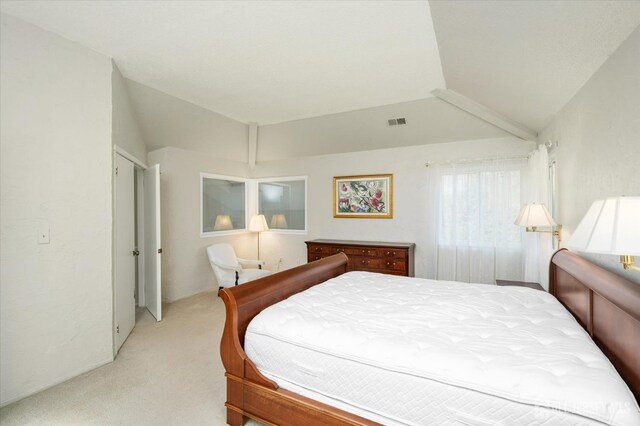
[245, 271, 640, 426]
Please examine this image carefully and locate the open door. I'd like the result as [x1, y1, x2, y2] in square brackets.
[115, 154, 136, 352]
[144, 164, 162, 321]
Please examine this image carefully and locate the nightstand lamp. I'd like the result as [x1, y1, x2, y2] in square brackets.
[514, 203, 562, 245]
[567, 196, 640, 271]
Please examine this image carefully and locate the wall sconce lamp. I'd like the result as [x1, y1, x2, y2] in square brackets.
[514, 203, 562, 245]
[249, 214, 269, 260]
[567, 196, 640, 271]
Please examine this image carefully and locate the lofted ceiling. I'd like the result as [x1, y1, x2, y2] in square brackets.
[1, 1, 639, 135]
[125, 79, 249, 163]
[430, 0, 640, 131]
[0, 0, 444, 125]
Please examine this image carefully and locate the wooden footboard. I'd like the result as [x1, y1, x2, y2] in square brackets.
[219, 253, 379, 426]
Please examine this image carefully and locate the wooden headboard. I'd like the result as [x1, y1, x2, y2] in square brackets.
[549, 249, 640, 402]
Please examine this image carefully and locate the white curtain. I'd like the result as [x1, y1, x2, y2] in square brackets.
[522, 145, 554, 290]
[425, 158, 527, 284]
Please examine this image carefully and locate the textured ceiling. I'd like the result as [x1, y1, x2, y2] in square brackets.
[1, 1, 638, 134]
[430, 0, 640, 131]
[0, 0, 445, 125]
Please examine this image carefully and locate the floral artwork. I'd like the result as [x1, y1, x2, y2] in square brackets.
[333, 174, 393, 218]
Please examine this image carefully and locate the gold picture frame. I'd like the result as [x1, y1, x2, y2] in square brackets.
[333, 174, 393, 219]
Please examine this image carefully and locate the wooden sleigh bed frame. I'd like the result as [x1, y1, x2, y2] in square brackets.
[219, 249, 640, 426]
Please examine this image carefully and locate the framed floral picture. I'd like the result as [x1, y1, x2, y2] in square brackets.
[333, 174, 393, 218]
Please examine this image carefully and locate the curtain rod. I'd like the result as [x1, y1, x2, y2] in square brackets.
[425, 155, 530, 168]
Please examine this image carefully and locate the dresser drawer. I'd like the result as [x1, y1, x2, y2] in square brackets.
[381, 248, 405, 259]
[345, 247, 379, 257]
[308, 245, 331, 255]
[308, 253, 330, 262]
[306, 240, 415, 277]
[349, 257, 381, 270]
[382, 259, 406, 271]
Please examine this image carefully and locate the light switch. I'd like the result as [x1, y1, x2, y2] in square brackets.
[38, 223, 50, 244]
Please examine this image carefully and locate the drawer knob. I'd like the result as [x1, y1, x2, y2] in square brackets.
[386, 261, 396, 266]
[361, 260, 368, 265]
[386, 251, 395, 256]
[315, 247, 322, 252]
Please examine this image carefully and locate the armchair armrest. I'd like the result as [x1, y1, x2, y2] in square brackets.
[237, 258, 266, 267]
[210, 260, 240, 272]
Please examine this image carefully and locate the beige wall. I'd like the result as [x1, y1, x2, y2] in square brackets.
[148, 147, 257, 302]
[258, 97, 511, 161]
[112, 63, 147, 161]
[253, 137, 535, 277]
[128, 80, 249, 163]
[0, 14, 114, 405]
[150, 137, 534, 300]
[540, 27, 640, 284]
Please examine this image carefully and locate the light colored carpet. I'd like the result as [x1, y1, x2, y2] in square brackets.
[0, 291, 260, 425]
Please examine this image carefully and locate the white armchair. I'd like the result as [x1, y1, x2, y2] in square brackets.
[207, 243, 272, 290]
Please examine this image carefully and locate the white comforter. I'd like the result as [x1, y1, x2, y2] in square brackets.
[246, 271, 640, 425]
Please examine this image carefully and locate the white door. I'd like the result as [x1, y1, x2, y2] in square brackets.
[144, 164, 162, 321]
[115, 154, 136, 352]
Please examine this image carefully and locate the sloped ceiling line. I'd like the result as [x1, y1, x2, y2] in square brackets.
[432, 89, 537, 141]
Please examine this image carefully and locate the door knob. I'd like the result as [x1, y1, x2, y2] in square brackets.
[132, 249, 140, 256]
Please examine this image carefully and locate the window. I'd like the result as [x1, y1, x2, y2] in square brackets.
[430, 158, 526, 284]
[201, 173, 247, 236]
[257, 177, 307, 233]
[439, 167, 522, 248]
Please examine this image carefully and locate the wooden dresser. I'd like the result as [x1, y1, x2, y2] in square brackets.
[305, 239, 415, 277]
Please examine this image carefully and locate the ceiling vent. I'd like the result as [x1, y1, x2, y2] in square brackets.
[388, 117, 407, 126]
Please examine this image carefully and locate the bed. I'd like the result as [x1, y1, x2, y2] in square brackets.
[219, 249, 640, 425]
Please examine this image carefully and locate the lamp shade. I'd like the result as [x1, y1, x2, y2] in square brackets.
[567, 196, 640, 256]
[213, 215, 233, 231]
[249, 214, 269, 232]
[270, 214, 288, 229]
[514, 203, 557, 227]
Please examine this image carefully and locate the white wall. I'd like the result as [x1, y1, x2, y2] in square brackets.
[540, 27, 640, 284]
[148, 147, 257, 302]
[252, 138, 535, 277]
[149, 138, 533, 300]
[258, 97, 511, 161]
[0, 14, 114, 406]
[112, 63, 147, 161]
[128, 79, 249, 163]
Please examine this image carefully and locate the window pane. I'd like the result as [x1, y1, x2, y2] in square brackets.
[438, 168, 521, 248]
[202, 177, 246, 233]
[258, 179, 306, 231]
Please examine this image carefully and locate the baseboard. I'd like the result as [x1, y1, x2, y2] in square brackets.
[0, 356, 114, 408]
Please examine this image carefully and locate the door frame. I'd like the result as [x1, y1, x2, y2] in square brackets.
[112, 146, 148, 357]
